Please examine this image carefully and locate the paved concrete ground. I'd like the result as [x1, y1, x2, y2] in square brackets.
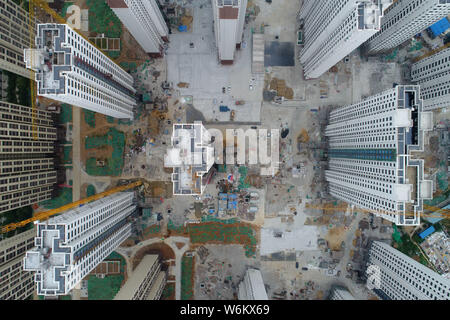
[194, 244, 259, 300]
[166, 0, 262, 123]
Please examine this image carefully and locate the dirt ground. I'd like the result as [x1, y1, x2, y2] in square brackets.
[80, 113, 116, 166]
[325, 226, 347, 251]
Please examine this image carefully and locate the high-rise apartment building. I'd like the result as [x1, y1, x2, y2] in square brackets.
[107, 0, 169, 57]
[325, 85, 434, 226]
[238, 268, 268, 300]
[24, 24, 136, 119]
[0, 102, 57, 214]
[329, 285, 356, 300]
[366, 241, 450, 300]
[365, 0, 450, 54]
[212, 0, 248, 64]
[411, 47, 450, 111]
[299, 0, 392, 79]
[23, 192, 137, 296]
[0, 0, 36, 78]
[0, 229, 35, 300]
[114, 255, 166, 300]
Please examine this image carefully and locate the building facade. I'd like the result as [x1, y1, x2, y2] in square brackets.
[329, 285, 355, 300]
[0, 102, 57, 214]
[238, 268, 268, 300]
[325, 85, 433, 225]
[114, 255, 166, 300]
[164, 122, 214, 195]
[0, 229, 35, 300]
[411, 47, 450, 111]
[365, 0, 450, 54]
[0, 0, 36, 79]
[212, 0, 248, 64]
[366, 241, 450, 300]
[24, 24, 136, 119]
[107, 0, 168, 57]
[23, 192, 136, 296]
[299, 0, 392, 79]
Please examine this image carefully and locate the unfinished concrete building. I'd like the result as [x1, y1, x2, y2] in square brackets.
[164, 123, 214, 195]
[365, 0, 450, 54]
[0, 0, 36, 79]
[299, 0, 393, 79]
[24, 24, 136, 119]
[0, 102, 57, 214]
[23, 192, 136, 296]
[212, 0, 248, 64]
[106, 0, 169, 57]
[367, 241, 450, 300]
[411, 47, 450, 111]
[325, 85, 434, 226]
[114, 255, 166, 300]
[0, 229, 36, 300]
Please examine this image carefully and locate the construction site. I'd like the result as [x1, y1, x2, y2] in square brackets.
[0, 0, 449, 302]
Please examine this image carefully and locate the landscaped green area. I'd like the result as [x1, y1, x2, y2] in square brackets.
[168, 219, 257, 258]
[0, 206, 33, 239]
[40, 187, 72, 209]
[84, 109, 96, 128]
[85, 128, 126, 176]
[60, 2, 74, 18]
[62, 145, 72, 164]
[59, 104, 73, 123]
[88, 274, 124, 300]
[87, 251, 126, 300]
[86, 185, 96, 197]
[425, 187, 450, 206]
[181, 255, 194, 300]
[392, 229, 430, 268]
[161, 283, 175, 300]
[120, 62, 138, 73]
[87, 0, 122, 38]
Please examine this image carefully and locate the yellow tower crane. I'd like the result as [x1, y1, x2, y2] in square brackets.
[1, 181, 142, 234]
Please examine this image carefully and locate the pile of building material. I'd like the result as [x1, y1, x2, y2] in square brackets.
[269, 78, 294, 99]
[177, 82, 190, 88]
[180, 15, 193, 30]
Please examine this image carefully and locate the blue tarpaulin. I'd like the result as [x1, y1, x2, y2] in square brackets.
[178, 25, 187, 32]
[428, 18, 450, 38]
[419, 226, 436, 239]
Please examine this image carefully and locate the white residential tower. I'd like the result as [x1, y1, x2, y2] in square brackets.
[106, 0, 169, 57]
[367, 241, 450, 300]
[411, 47, 450, 111]
[238, 268, 269, 300]
[299, 0, 393, 79]
[23, 192, 137, 296]
[212, 0, 248, 64]
[365, 0, 450, 54]
[24, 24, 136, 119]
[325, 85, 434, 226]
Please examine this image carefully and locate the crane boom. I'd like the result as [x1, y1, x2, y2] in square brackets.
[1, 181, 142, 234]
